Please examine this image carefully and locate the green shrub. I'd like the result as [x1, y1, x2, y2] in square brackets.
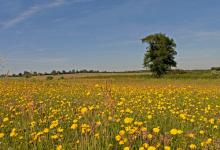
[46, 76, 54, 80]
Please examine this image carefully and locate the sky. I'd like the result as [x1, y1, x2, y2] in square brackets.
[0, 0, 220, 74]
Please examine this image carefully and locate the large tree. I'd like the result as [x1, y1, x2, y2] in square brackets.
[142, 33, 177, 77]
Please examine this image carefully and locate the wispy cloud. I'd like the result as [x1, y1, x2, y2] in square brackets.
[0, 0, 92, 30]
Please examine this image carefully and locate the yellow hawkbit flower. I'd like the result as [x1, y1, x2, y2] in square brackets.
[209, 118, 214, 124]
[71, 124, 78, 129]
[164, 146, 171, 150]
[81, 107, 88, 114]
[206, 138, 212, 144]
[124, 117, 134, 124]
[199, 130, 204, 135]
[94, 133, 99, 139]
[188, 133, 194, 138]
[0, 133, 4, 138]
[119, 130, 125, 136]
[43, 128, 49, 133]
[119, 140, 125, 145]
[96, 121, 101, 126]
[124, 147, 129, 150]
[189, 144, 196, 149]
[143, 143, 149, 148]
[139, 147, 145, 150]
[50, 120, 59, 129]
[56, 145, 62, 150]
[147, 115, 152, 119]
[51, 135, 59, 140]
[57, 127, 63, 133]
[153, 127, 160, 133]
[141, 127, 147, 132]
[170, 128, 178, 135]
[148, 146, 156, 150]
[10, 128, 17, 137]
[115, 135, 121, 141]
[148, 134, 153, 139]
[3, 117, 9, 122]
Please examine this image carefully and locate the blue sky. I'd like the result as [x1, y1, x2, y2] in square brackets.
[0, 0, 220, 73]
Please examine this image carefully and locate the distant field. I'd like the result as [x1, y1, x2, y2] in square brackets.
[0, 75, 220, 149]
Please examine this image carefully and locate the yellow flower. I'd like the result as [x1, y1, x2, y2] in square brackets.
[51, 134, 59, 140]
[206, 138, 212, 144]
[30, 121, 36, 128]
[119, 130, 125, 136]
[141, 127, 147, 132]
[115, 135, 121, 141]
[209, 118, 214, 124]
[147, 115, 152, 119]
[179, 114, 186, 120]
[43, 128, 49, 133]
[73, 119, 78, 123]
[81, 107, 88, 114]
[177, 130, 183, 134]
[50, 120, 59, 129]
[119, 140, 125, 145]
[56, 145, 62, 150]
[213, 125, 218, 129]
[148, 146, 156, 150]
[143, 143, 149, 148]
[189, 144, 196, 149]
[96, 121, 101, 126]
[148, 134, 153, 139]
[153, 127, 160, 133]
[10, 128, 17, 137]
[95, 133, 99, 139]
[71, 124, 78, 129]
[3, 117, 9, 122]
[57, 127, 63, 133]
[139, 147, 145, 150]
[199, 130, 204, 135]
[0, 133, 4, 138]
[201, 142, 205, 147]
[124, 147, 129, 150]
[164, 146, 171, 150]
[188, 133, 194, 138]
[124, 117, 134, 124]
[170, 128, 178, 135]
[123, 138, 128, 143]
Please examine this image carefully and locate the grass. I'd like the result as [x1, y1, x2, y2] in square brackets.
[0, 74, 220, 150]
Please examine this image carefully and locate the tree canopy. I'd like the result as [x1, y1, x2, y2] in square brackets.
[142, 33, 177, 77]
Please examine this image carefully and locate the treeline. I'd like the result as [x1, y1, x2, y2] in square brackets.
[211, 67, 220, 71]
[10, 69, 102, 78]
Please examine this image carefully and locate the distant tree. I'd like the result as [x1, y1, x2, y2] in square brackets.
[23, 71, 32, 78]
[33, 71, 38, 76]
[142, 33, 177, 77]
[18, 73, 23, 77]
[71, 69, 76, 74]
[46, 76, 54, 80]
[211, 67, 220, 71]
[51, 70, 57, 75]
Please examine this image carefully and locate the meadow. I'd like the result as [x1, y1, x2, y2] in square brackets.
[0, 74, 220, 150]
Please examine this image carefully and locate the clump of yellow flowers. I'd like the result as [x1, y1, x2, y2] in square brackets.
[0, 79, 219, 149]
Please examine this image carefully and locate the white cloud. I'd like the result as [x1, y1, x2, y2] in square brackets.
[0, 0, 92, 30]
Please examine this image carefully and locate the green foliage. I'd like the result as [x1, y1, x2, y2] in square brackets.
[46, 76, 54, 80]
[142, 33, 177, 77]
[211, 67, 220, 71]
[23, 71, 32, 78]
